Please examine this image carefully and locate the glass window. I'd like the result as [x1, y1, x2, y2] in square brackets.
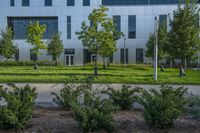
[136, 48, 144, 63]
[15, 49, 19, 61]
[30, 49, 37, 61]
[67, 16, 71, 39]
[22, 0, 30, 6]
[113, 15, 121, 32]
[102, 0, 199, 5]
[8, 17, 58, 39]
[128, 15, 136, 39]
[67, 0, 74, 6]
[10, 0, 15, 6]
[159, 14, 167, 28]
[120, 49, 128, 64]
[83, 0, 90, 6]
[45, 0, 52, 6]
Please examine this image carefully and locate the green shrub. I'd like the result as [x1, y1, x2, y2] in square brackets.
[103, 85, 141, 110]
[0, 84, 37, 129]
[0, 60, 63, 66]
[52, 76, 86, 110]
[71, 87, 117, 132]
[187, 94, 200, 119]
[139, 85, 187, 128]
[53, 76, 117, 132]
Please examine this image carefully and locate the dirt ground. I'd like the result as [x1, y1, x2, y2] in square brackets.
[0, 107, 200, 133]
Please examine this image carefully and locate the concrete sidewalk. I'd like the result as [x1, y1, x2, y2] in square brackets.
[0, 83, 200, 106]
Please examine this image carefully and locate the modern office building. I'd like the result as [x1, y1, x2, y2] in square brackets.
[0, 0, 199, 65]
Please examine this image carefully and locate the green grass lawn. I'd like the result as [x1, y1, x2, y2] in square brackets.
[0, 65, 199, 84]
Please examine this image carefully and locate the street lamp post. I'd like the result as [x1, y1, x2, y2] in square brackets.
[154, 16, 159, 81]
[124, 37, 126, 67]
[198, 51, 200, 70]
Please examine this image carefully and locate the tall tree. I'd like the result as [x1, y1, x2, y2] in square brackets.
[167, 0, 200, 68]
[47, 32, 64, 66]
[0, 27, 17, 60]
[76, 6, 123, 75]
[145, 24, 169, 64]
[26, 21, 46, 57]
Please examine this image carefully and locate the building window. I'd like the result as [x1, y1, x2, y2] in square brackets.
[83, 0, 90, 6]
[109, 54, 113, 63]
[159, 14, 167, 28]
[120, 49, 128, 64]
[10, 0, 15, 6]
[67, 16, 71, 39]
[67, 0, 74, 6]
[15, 49, 19, 61]
[102, 0, 198, 5]
[136, 48, 144, 64]
[30, 49, 37, 61]
[128, 15, 136, 39]
[8, 17, 58, 39]
[22, 0, 30, 6]
[113, 15, 121, 32]
[45, 0, 52, 6]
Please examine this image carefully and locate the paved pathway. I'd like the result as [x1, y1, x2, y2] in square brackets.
[0, 83, 200, 107]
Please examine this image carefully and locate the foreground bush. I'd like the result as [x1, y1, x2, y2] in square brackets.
[0, 60, 63, 66]
[0, 84, 37, 129]
[103, 85, 141, 110]
[52, 76, 87, 110]
[139, 85, 187, 128]
[53, 77, 117, 132]
[187, 94, 200, 120]
[71, 88, 117, 132]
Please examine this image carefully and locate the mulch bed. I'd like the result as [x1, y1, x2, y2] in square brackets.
[1, 107, 200, 133]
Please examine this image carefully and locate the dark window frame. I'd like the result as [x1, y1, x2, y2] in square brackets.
[45, 0, 52, 6]
[67, 16, 71, 39]
[113, 15, 121, 32]
[120, 48, 128, 64]
[7, 17, 58, 39]
[67, 0, 75, 6]
[128, 15, 136, 39]
[136, 48, 144, 64]
[83, 0, 90, 6]
[159, 14, 167, 28]
[30, 49, 37, 61]
[10, 0, 15, 6]
[22, 0, 30, 6]
[102, 0, 200, 5]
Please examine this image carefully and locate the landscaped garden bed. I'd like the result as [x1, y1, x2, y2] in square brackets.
[1, 81, 200, 133]
[1, 107, 200, 133]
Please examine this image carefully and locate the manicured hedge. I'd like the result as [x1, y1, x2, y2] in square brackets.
[0, 60, 63, 66]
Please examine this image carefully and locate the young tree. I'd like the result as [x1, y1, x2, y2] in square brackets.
[26, 21, 46, 57]
[47, 32, 64, 65]
[145, 24, 169, 65]
[0, 27, 17, 60]
[167, 0, 200, 68]
[76, 6, 123, 75]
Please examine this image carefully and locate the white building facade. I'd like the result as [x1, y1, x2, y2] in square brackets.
[0, 0, 198, 66]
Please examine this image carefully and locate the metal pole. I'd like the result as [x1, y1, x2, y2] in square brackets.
[154, 16, 159, 81]
[198, 51, 200, 70]
[124, 38, 126, 67]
